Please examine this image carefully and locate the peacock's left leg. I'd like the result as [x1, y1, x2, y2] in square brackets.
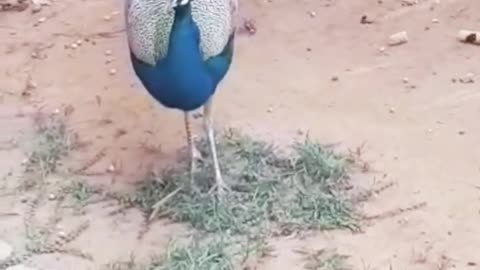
[184, 112, 202, 187]
[148, 112, 202, 221]
[203, 98, 229, 196]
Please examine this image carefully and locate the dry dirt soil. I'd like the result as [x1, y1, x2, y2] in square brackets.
[1, 0, 480, 269]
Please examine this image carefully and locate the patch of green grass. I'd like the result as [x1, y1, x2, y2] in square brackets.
[132, 129, 358, 234]
[101, 235, 267, 270]
[60, 178, 99, 209]
[154, 237, 233, 270]
[118, 128, 361, 269]
[147, 232, 270, 270]
[22, 112, 74, 188]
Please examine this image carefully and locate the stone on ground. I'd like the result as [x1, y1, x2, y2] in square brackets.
[0, 239, 13, 261]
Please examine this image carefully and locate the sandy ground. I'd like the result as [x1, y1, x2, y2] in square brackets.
[1, 0, 480, 269]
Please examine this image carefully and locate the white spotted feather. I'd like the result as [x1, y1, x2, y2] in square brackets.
[125, 0, 237, 66]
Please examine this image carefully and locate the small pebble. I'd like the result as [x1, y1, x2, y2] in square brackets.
[389, 107, 396, 114]
[107, 164, 116, 172]
[360, 15, 374, 24]
[331, 76, 339, 82]
[397, 218, 407, 225]
[21, 158, 29, 165]
[309, 11, 316, 17]
[48, 194, 56, 200]
[109, 68, 117, 75]
[105, 50, 113, 56]
[432, 18, 439, 23]
[32, 5, 42, 13]
[71, 43, 78, 49]
[459, 72, 475, 83]
[267, 107, 273, 113]
[388, 31, 408, 46]
[0, 240, 13, 261]
[103, 15, 112, 21]
[401, 0, 418, 6]
[76, 39, 83, 45]
[402, 77, 409, 84]
[26, 80, 37, 90]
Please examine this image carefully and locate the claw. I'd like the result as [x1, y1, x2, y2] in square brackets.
[208, 174, 231, 197]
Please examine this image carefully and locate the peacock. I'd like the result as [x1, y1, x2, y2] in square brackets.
[124, 0, 238, 198]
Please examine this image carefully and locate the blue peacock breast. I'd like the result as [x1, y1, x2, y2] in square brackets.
[128, 4, 232, 112]
[129, 12, 218, 111]
[130, 51, 216, 112]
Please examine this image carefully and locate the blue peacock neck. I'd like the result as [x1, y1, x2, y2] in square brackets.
[173, 1, 193, 18]
[148, 1, 214, 111]
[167, 2, 202, 60]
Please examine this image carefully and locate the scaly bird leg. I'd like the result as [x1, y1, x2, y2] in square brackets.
[203, 98, 230, 196]
[184, 112, 202, 188]
[148, 112, 201, 221]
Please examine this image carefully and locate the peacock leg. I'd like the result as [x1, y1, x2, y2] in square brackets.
[184, 112, 202, 188]
[203, 98, 230, 196]
[148, 112, 201, 221]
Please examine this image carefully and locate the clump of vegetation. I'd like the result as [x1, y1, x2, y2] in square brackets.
[22, 112, 74, 188]
[132, 129, 357, 234]
[154, 237, 234, 270]
[101, 234, 271, 270]
[121, 128, 362, 269]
